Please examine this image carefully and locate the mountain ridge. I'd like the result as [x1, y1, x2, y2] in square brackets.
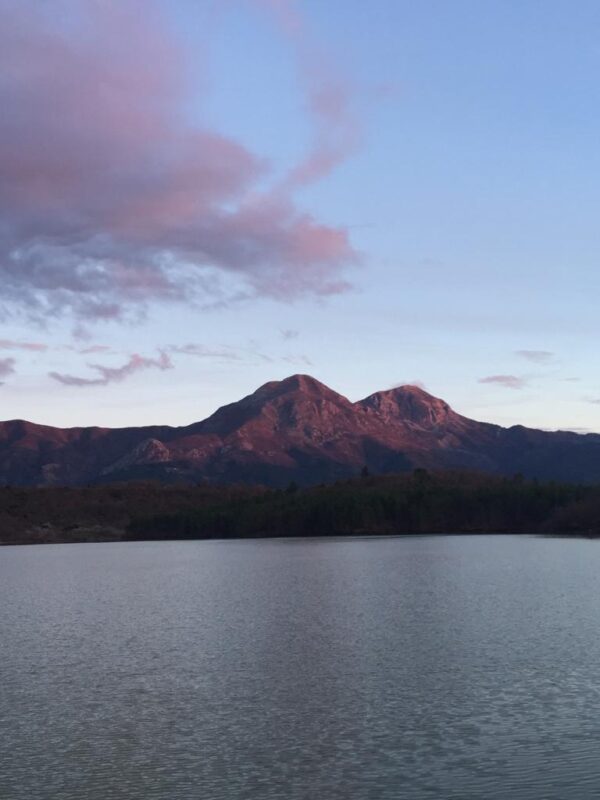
[1, 374, 598, 486]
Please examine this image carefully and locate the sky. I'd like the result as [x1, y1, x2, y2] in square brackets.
[1, 0, 599, 432]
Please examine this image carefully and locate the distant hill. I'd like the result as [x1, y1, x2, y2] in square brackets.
[1, 374, 600, 486]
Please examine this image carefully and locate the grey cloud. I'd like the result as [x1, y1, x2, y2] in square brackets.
[0, 357, 16, 378]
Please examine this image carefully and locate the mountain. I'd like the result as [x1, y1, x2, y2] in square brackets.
[1, 374, 599, 487]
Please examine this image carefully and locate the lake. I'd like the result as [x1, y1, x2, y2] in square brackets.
[2, 535, 600, 799]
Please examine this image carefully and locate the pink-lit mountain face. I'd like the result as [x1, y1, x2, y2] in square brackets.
[1, 375, 599, 487]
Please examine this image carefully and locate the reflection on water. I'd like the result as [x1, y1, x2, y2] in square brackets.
[2, 535, 600, 799]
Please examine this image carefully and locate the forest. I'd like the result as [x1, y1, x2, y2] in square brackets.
[1, 469, 599, 545]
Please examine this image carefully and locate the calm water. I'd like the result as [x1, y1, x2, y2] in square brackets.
[2, 535, 600, 799]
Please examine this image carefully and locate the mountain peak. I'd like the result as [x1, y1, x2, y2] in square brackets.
[198, 374, 350, 438]
[253, 374, 342, 401]
[359, 384, 453, 427]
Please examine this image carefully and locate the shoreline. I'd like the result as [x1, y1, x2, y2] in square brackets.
[3, 528, 600, 547]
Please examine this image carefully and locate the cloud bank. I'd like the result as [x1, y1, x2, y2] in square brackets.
[0, 0, 358, 322]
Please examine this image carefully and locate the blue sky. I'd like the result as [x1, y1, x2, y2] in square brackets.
[1, 0, 599, 431]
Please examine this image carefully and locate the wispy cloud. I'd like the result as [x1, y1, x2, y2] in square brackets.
[259, 0, 362, 190]
[78, 345, 113, 355]
[479, 375, 527, 390]
[0, 0, 357, 322]
[168, 344, 241, 360]
[169, 340, 313, 367]
[392, 380, 428, 391]
[49, 352, 172, 387]
[0, 339, 47, 352]
[0, 358, 16, 378]
[515, 350, 554, 364]
[282, 354, 313, 366]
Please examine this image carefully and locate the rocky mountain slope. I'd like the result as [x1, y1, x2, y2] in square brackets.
[1, 374, 599, 486]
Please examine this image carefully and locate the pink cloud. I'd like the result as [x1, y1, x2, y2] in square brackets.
[258, 0, 362, 190]
[49, 351, 172, 387]
[391, 380, 427, 391]
[255, 0, 304, 35]
[479, 375, 527, 390]
[284, 73, 361, 188]
[0, 0, 357, 321]
[0, 339, 47, 351]
[78, 345, 113, 355]
[408, 380, 427, 390]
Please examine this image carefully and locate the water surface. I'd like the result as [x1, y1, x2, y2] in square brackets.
[2, 535, 600, 799]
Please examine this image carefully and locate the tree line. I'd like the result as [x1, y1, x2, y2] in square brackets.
[127, 470, 600, 541]
[1, 470, 598, 545]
